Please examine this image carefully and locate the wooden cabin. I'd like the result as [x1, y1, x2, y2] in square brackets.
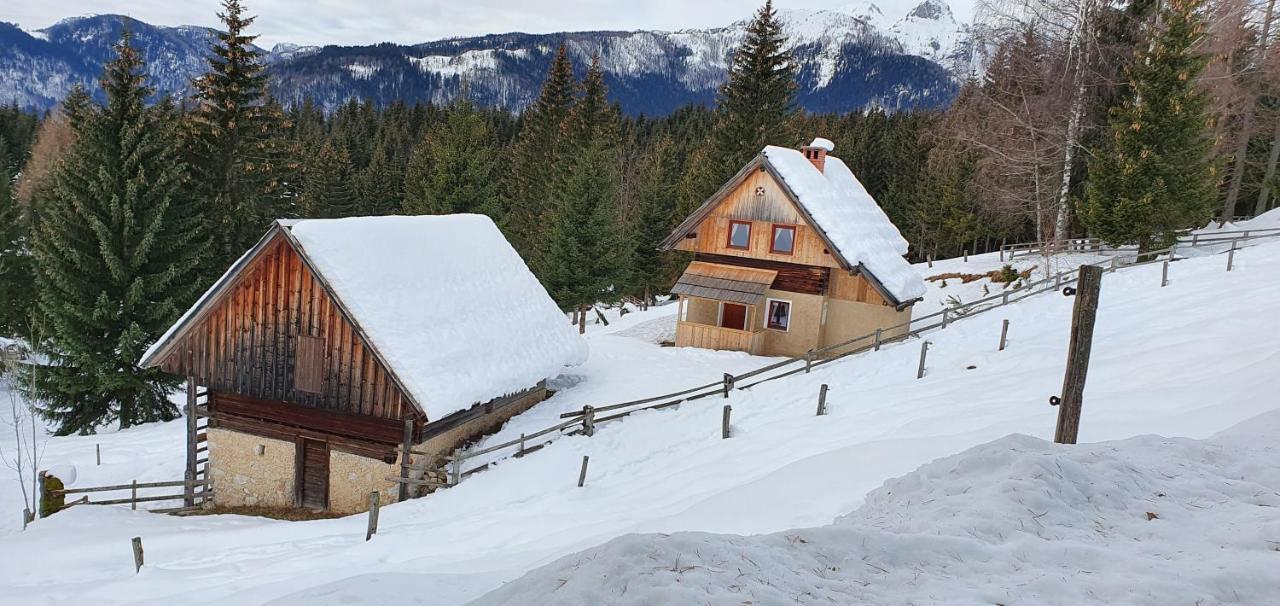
[659, 138, 927, 358]
[140, 215, 586, 513]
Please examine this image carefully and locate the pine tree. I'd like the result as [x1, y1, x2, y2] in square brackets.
[677, 0, 797, 216]
[0, 134, 32, 335]
[402, 99, 498, 216]
[540, 56, 628, 331]
[355, 142, 404, 215]
[625, 135, 681, 298]
[188, 0, 291, 263]
[300, 141, 356, 217]
[33, 32, 211, 434]
[1083, 0, 1217, 251]
[501, 45, 578, 260]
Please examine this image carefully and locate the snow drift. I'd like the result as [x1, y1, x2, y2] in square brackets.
[475, 413, 1280, 605]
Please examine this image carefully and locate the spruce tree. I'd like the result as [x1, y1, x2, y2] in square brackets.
[355, 141, 404, 216]
[300, 141, 356, 217]
[625, 135, 681, 299]
[501, 45, 578, 260]
[33, 32, 211, 434]
[1082, 0, 1217, 251]
[0, 135, 32, 335]
[677, 0, 797, 216]
[402, 99, 498, 216]
[540, 56, 628, 331]
[189, 0, 290, 263]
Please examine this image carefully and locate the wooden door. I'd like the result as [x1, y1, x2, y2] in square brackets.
[720, 303, 748, 331]
[298, 439, 329, 510]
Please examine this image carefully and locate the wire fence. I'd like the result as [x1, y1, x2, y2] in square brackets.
[421, 229, 1280, 489]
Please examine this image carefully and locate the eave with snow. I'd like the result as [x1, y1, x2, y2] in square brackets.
[141, 215, 586, 513]
[659, 138, 926, 358]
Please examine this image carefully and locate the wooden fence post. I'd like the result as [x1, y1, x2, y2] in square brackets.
[963, 249, 968, 262]
[184, 377, 197, 508]
[804, 351, 813, 373]
[518, 433, 526, 455]
[398, 417, 413, 501]
[816, 384, 828, 416]
[916, 341, 930, 379]
[1227, 241, 1237, 271]
[577, 456, 589, 487]
[1161, 260, 1169, 287]
[131, 480, 138, 511]
[721, 405, 732, 439]
[22, 508, 31, 530]
[450, 454, 462, 486]
[873, 328, 882, 351]
[97, 444, 101, 466]
[927, 254, 933, 268]
[131, 537, 144, 573]
[365, 492, 380, 541]
[1053, 265, 1103, 445]
[999, 319, 1010, 351]
[581, 405, 596, 437]
[941, 309, 949, 329]
[722, 373, 733, 398]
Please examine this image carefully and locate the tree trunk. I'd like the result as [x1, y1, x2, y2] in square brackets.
[1258, 119, 1280, 216]
[1223, 105, 1255, 220]
[1053, 0, 1095, 244]
[578, 305, 587, 334]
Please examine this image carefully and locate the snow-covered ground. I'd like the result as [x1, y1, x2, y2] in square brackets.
[2, 237, 1279, 605]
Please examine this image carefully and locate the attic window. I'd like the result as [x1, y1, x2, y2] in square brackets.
[294, 336, 324, 394]
[770, 224, 795, 255]
[727, 220, 752, 250]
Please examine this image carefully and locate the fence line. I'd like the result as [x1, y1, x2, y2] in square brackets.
[415, 231, 1280, 492]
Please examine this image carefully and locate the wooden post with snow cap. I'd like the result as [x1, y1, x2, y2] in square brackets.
[581, 405, 596, 437]
[816, 384, 829, 416]
[999, 319, 1010, 351]
[1053, 265, 1102, 445]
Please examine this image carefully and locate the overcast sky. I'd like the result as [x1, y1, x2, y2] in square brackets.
[6, 0, 975, 48]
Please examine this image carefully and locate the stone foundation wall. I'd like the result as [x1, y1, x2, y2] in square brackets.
[208, 428, 295, 509]
[328, 450, 399, 514]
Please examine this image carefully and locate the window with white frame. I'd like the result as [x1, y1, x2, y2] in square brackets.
[766, 298, 791, 331]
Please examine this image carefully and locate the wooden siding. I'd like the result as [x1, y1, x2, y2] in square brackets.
[158, 233, 413, 421]
[695, 253, 830, 296]
[673, 168, 842, 269]
[827, 271, 890, 306]
[675, 321, 764, 355]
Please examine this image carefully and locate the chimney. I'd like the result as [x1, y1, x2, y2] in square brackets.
[800, 137, 834, 173]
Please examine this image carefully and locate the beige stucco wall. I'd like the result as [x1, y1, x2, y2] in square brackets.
[328, 450, 399, 514]
[208, 428, 296, 509]
[756, 289, 824, 358]
[820, 298, 913, 354]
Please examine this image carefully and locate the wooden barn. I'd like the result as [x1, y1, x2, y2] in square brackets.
[659, 138, 927, 358]
[140, 215, 586, 513]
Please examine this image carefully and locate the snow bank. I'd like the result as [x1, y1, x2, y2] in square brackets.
[764, 145, 927, 303]
[475, 412, 1280, 605]
[289, 215, 588, 420]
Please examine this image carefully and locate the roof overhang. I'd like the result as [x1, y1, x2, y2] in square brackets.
[670, 261, 778, 305]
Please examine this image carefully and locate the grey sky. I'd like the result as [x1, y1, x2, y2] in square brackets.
[5, 0, 976, 48]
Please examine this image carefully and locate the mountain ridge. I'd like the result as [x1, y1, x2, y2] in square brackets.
[0, 3, 973, 115]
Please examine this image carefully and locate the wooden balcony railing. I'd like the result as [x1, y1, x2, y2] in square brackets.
[676, 321, 764, 355]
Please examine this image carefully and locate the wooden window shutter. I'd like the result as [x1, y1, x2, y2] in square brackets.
[294, 336, 324, 394]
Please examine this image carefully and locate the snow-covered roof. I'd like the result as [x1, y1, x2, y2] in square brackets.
[143, 215, 587, 421]
[762, 145, 926, 303]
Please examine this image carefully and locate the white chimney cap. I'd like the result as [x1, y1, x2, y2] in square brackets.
[808, 137, 835, 152]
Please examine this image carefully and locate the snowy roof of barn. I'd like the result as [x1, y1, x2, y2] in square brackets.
[660, 143, 926, 306]
[141, 214, 587, 421]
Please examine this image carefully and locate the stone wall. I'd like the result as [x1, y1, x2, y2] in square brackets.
[208, 428, 295, 508]
[328, 450, 399, 514]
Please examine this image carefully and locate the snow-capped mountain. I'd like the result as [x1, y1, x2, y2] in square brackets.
[0, 2, 974, 115]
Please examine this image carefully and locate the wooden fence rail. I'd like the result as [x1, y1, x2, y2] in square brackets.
[415, 231, 1280, 492]
[45, 478, 212, 513]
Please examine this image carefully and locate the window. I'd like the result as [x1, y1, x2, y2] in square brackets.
[294, 336, 324, 394]
[727, 220, 752, 250]
[766, 299, 791, 332]
[770, 224, 796, 255]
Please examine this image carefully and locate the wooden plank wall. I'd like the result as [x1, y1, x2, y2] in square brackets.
[674, 168, 842, 269]
[161, 233, 412, 421]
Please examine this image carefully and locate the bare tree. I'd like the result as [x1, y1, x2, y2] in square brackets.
[0, 334, 46, 524]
